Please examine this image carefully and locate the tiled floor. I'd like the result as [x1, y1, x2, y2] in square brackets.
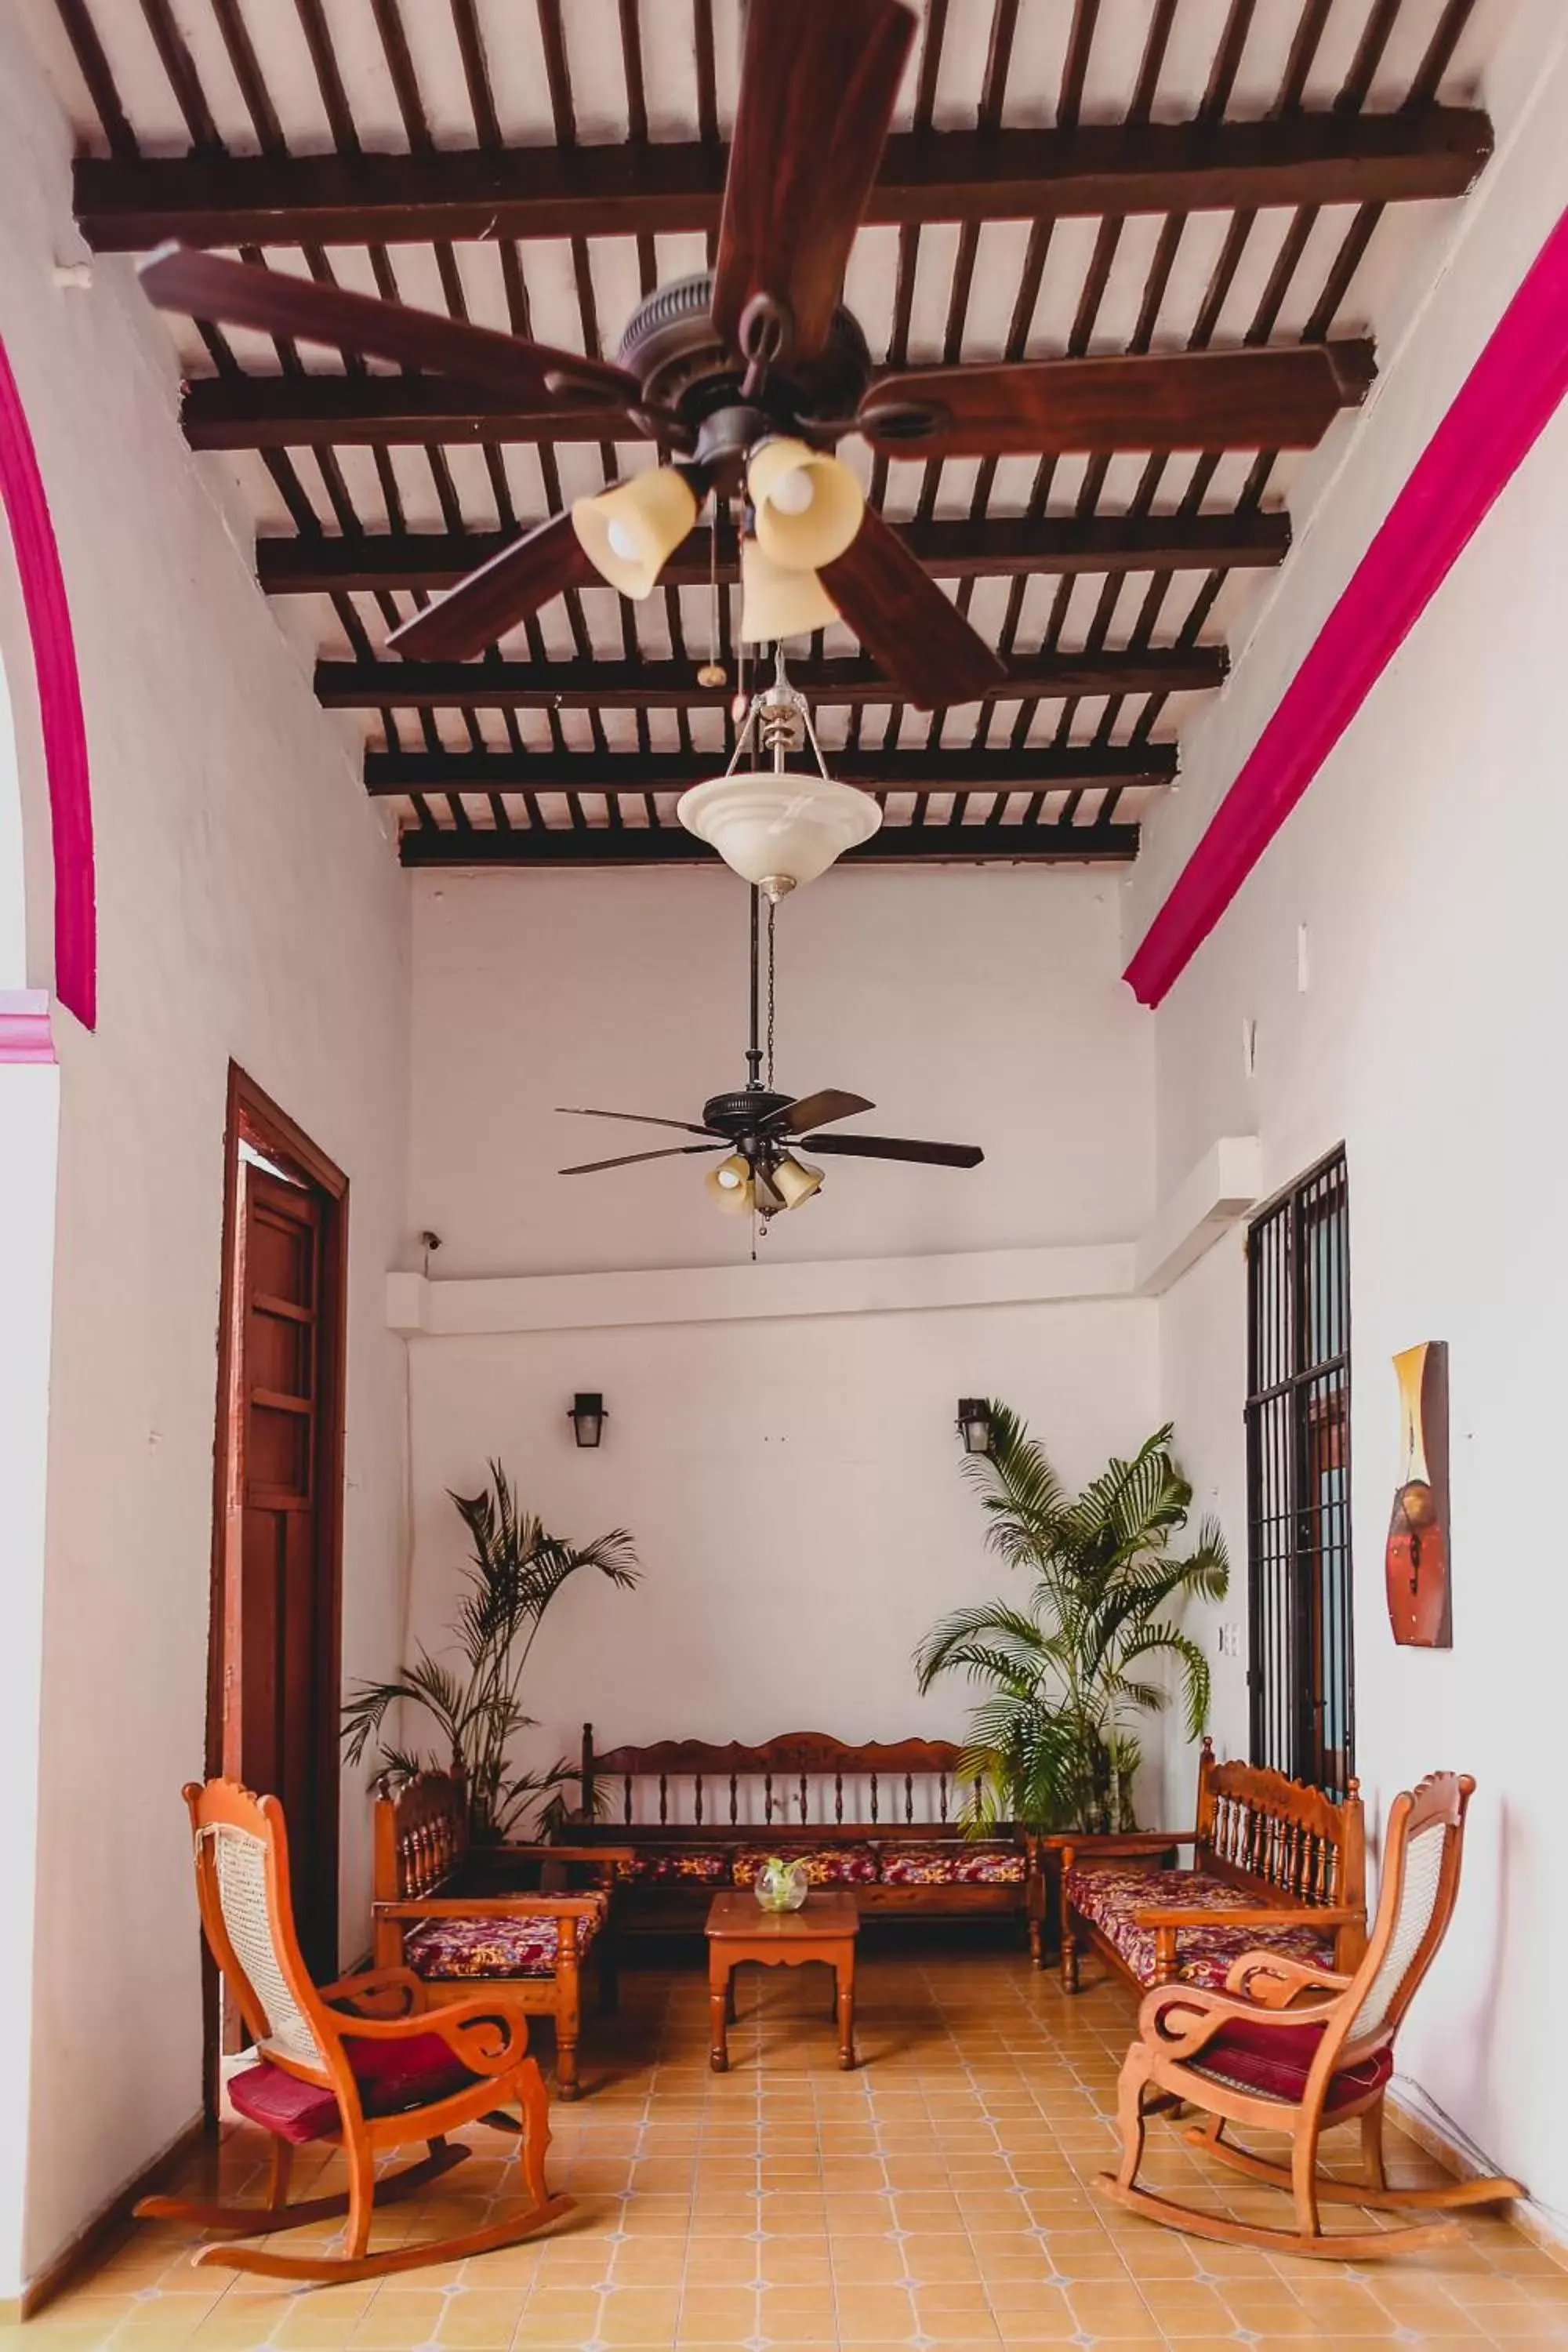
[10, 1950, 1566, 2350]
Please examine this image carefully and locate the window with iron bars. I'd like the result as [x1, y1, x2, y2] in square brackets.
[1245, 1148, 1353, 1797]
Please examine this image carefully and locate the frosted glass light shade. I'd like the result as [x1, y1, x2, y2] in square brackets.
[739, 539, 840, 642]
[677, 768, 882, 891]
[572, 468, 698, 597]
[771, 1153, 824, 1209]
[748, 437, 865, 571]
[706, 1156, 754, 1215]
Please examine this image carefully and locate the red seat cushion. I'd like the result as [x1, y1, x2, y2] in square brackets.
[1188, 2013, 1393, 2112]
[1067, 1863, 1337, 1991]
[405, 1894, 605, 1980]
[879, 1841, 1025, 1887]
[228, 2031, 479, 2146]
[731, 1843, 879, 1889]
[622, 1846, 732, 1886]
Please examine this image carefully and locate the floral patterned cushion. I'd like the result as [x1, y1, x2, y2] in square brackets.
[878, 1841, 1026, 1886]
[405, 1894, 606, 1981]
[1066, 1864, 1336, 1991]
[622, 1846, 733, 1886]
[731, 1843, 880, 1888]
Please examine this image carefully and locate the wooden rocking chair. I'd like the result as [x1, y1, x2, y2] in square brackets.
[136, 1779, 570, 2282]
[1098, 1771, 1522, 2259]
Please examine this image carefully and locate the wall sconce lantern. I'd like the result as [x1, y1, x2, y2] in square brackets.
[568, 1392, 605, 1449]
[956, 1399, 993, 1457]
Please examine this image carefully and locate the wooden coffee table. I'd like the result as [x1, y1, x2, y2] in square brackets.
[705, 1890, 859, 2071]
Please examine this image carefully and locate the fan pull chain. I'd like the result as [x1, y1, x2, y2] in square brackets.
[697, 491, 725, 691]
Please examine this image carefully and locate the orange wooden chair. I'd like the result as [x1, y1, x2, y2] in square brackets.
[136, 1779, 569, 2282]
[1098, 1772, 1522, 2259]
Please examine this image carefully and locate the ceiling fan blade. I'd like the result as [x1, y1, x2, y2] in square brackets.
[820, 509, 1005, 710]
[138, 243, 639, 411]
[858, 344, 1375, 460]
[712, 0, 916, 365]
[556, 1106, 719, 1138]
[389, 514, 593, 659]
[804, 1132, 984, 1168]
[763, 1088, 875, 1136]
[561, 1145, 724, 1175]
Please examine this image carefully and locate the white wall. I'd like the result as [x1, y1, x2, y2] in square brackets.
[0, 9, 412, 2290]
[402, 864, 1167, 1790]
[1139, 26, 1568, 2225]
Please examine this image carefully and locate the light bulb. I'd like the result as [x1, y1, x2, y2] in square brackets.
[769, 468, 815, 517]
[605, 519, 639, 562]
[716, 1163, 743, 1190]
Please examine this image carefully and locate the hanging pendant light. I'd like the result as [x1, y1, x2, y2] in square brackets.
[677, 645, 881, 898]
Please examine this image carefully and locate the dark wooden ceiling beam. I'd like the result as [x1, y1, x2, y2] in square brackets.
[320, 647, 1225, 709]
[180, 343, 1374, 450]
[75, 109, 1491, 250]
[259, 509, 1290, 593]
[398, 818, 1140, 869]
[366, 745, 1176, 797]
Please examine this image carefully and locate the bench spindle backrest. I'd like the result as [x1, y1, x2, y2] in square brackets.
[1194, 1738, 1364, 1915]
[582, 1729, 971, 1835]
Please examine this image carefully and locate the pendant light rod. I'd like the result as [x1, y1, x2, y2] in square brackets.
[746, 882, 763, 1090]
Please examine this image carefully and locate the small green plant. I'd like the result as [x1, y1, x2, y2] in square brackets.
[343, 1462, 638, 1842]
[915, 1411, 1227, 1836]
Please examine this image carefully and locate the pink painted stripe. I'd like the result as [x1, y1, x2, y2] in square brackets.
[0, 335, 96, 1032]
[1125, 201, 1568, 1010]
[0, 989, 55, 1065]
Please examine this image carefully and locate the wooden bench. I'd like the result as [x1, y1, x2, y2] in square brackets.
[574, 1725, 1036, 1948]
[371, 1769, 629, 2100]
[1053, 1739, 1367, 1996]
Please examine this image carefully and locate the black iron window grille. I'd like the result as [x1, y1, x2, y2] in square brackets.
[1245, 1147, 1353, 1797]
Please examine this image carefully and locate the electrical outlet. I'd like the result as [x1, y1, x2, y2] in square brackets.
[1216, 1622, 1243, 1659]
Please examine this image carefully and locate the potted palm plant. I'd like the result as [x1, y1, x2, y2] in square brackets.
[343, 1461, 639, 1842]
[915, 1410, 1227, 1835]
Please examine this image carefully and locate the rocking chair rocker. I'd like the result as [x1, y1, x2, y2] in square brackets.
[1098, 1771, 1522, 2259]
[137, 1779, 570, 2282]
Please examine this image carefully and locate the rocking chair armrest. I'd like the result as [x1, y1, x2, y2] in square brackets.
[319, 1965, 430, 2018]
[1225, 1950, 1356, 2005]
[1134, 1977, 1344, 2061]
[321, 1990, 532, 2078]
[1133, 1902, 1363, 1929]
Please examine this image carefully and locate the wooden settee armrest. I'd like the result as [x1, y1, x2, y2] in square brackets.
[374, 1893, 604, 1920]
[1134, 1902, 1363, 1929]
[492, 1842, 637, 1865]
[1058, 1831, 1196, 1861]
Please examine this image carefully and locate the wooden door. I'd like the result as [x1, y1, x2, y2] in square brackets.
[209, 1071, 348, 2042]
[233, 1166, 336, 1975]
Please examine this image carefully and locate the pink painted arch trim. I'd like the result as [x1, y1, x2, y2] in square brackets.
[0, 332, 96, 1031]
[1125, 201, 1568, 1011]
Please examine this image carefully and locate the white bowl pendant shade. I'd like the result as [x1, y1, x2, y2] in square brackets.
[677, 768, 882, 891]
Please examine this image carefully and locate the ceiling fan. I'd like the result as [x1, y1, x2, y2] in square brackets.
[557, 890, 982, 1221]
[133, 0, 1369, 713]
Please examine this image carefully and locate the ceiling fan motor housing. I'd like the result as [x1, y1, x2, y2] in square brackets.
[617, 272, 873, 472]
[702, 1087, 795, 1139]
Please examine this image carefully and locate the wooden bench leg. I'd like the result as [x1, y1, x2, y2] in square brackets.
[836, 1947, 856, 2071]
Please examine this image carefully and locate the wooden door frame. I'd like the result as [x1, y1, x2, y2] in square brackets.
[204, 1062, 349, 2113]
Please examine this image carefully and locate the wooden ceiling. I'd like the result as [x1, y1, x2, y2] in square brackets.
[31, 0, 1495, 871]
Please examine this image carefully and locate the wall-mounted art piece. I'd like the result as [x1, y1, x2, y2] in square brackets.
[1385, 1340, 1451, 1647]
